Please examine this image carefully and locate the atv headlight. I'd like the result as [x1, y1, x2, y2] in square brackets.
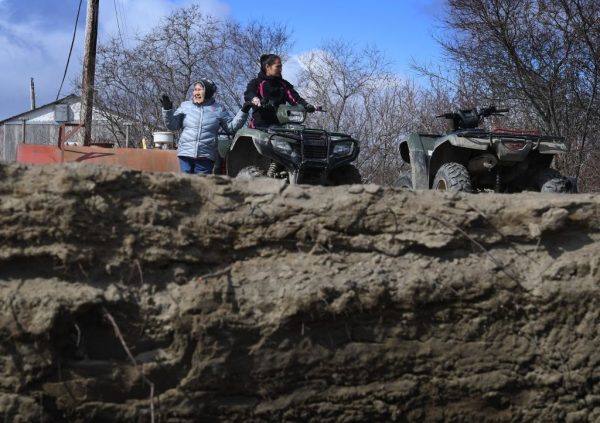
[287, 111, 305, 123]
[332, 141, 354, 156]
[271, 138, 293, 155]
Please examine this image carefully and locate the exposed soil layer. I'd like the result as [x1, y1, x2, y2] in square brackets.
[1, 163, 599, 422]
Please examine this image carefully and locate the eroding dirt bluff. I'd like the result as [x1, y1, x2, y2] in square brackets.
[1, 163, 599, 422]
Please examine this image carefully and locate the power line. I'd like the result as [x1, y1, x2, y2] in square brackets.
[57, 0, 84, 100]
[113, 0, 126, 50]
[118, 0, 129, 42]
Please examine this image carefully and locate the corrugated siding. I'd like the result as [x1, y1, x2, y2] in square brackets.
[1, 124, 58, 161]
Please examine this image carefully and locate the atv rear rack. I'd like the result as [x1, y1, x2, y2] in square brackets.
[454, 129, 564, 149]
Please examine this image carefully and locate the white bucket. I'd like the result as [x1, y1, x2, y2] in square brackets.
[152, 131, 174, 149]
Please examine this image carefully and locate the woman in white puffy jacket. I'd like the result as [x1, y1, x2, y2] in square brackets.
[161, 79, 253, 174]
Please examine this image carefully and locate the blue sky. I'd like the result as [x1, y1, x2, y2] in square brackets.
[0, 0, 447, 119]
[226, 0, 447, 74]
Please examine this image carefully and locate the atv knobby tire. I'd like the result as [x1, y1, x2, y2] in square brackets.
[394, 172, 412, 189]
[236, 166, 265, 180]
[328, 165, 362, 185]
[432, 162, 472, 192]
[541, 178, 571, 193]
[533, 168, 571, 193]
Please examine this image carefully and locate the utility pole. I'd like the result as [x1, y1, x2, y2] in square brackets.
[30, 78, 36, 110]
[80, 0, 100, 146]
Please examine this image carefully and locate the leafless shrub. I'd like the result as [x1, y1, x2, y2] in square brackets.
[296, 41, 445, 185]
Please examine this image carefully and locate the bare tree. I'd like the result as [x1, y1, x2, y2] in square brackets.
[295, 41, 445, 185]
[296, 41, 391, 131]
[208, 20, 292, 110]
[94, 4, 291, 147]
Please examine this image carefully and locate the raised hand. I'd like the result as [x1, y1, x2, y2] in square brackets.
[160, 94, 173, 110]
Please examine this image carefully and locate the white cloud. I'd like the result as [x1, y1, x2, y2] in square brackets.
[0, 0, 230, 119]
[0, 12, 82, 116]
[99, 0, 231, 45]
[293, 48, 403, 96]
[282, 54, 305, 86]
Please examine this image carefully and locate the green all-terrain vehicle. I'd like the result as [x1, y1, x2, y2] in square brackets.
[396, 106, 575, 193]
[217, 104, 361, 185]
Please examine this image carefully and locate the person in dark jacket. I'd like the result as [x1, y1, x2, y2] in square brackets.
[244, 54, 320, 128]
[161, 79, 253, 174]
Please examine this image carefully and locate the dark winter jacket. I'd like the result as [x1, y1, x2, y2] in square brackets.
[244, 71, 309, 127]
[163, 98, 247, 161]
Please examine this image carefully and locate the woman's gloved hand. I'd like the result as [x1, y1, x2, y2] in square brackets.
[260, 98, 275, 110]
[241, 101, 254, 113]
[160, 94, 173, 110]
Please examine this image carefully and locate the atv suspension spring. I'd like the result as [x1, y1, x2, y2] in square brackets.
[495, 168, 502, 193]
[267, 162, 280, 178]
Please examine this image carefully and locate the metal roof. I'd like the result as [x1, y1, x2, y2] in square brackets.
[0, 94, 79, 124]
[0, 94, 140, 125]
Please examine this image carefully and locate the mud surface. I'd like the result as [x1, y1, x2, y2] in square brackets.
[1, 163, 599, 422]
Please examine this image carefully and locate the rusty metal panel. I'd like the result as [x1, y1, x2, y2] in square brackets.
[62, 147, 179, 172]
[16, 144, 63, 164]
[16, 143, 179, 173]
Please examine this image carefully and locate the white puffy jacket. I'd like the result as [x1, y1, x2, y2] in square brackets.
[163, 98, 247, 161]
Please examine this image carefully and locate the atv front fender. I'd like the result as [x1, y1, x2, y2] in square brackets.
[538, 140, 568, 154]
[228, 128, 269, 155]
[225, 128, 272, 177]
[400, 133, 438, 189]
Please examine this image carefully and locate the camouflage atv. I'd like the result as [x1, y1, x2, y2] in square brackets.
[396, 106, 575, 193]
[217, 104, 361, 185]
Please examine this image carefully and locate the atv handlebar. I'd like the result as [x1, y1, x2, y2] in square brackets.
[436, 106, 510, 131]
[256, 101, 326, 113]
[479, 106, 509, 117]
[437, 106, 510, 119]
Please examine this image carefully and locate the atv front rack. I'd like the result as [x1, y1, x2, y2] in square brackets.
[266, 127, 331, 165]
